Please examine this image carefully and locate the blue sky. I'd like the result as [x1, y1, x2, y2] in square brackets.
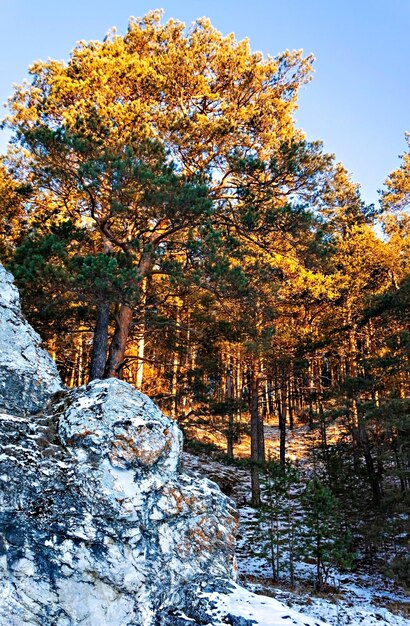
[1, 0, 409, 206]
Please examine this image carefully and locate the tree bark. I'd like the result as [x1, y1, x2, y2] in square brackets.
[104, 251, 154, 379]
[135, 327, 145, 389]
[288, 375, 294, 431]
[89, 301, 110, 381]
[250, 359, 264, 505]
[277, 385, 286, 467]
[226, 363, 235, 459]
[170, 305, 180, 418]
[250, 366, 261, 505]
[104, 303, 133, 378]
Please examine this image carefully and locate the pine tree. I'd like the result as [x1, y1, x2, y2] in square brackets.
[256, 459, 301, 584]
[4, 10, 331, 381]
[299, 477, 354, 591]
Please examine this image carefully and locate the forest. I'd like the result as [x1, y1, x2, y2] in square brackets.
[0, 9, 409, 610]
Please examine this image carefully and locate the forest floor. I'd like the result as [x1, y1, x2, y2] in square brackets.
[181, 421, 410, 626]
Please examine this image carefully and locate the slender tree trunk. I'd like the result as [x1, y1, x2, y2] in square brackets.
[226, 362, 235, 459]
[393, 444, 406, 492]
[181, 306, 190, 414]
[257, 385, 266, 466]
[69, 355, 77, 388]
[358, 416, 382, 506]
[250, 361, 262, 506]
[77, 330, 84, 386]
[135, 328, 145, 389]
[315, 517, 323, 592]
[89, 301, 110, 381]
[308, 358, 315, 429]
[236, 350, 243, 439]
[104, 303, 133, 378]
[277, 385, 286, 467]
[170, 305, 180, 418]
[288, 374, 294, 431]
[134, 278, 149, 389]
[289, 522, 295, 588]
[258, 360, 266, 463]
[267, 379, 274, 417]
[347, 306, 362, 470]
[346, 305, 382, 505]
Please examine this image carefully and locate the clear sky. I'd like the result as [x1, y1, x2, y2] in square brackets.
[1, 0, 409, 207]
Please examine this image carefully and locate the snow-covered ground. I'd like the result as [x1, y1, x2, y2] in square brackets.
[246, 573, 410, 626]
[182, 450, 410, 626]
[257, 580, 409, 626]
[201, 581, 329, 626]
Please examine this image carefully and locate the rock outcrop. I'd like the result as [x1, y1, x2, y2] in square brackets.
[0, 379, 237, 625]
[0, 264, 237, 625]
[0, 265, 329, 626]
[0, 264, 62, 415]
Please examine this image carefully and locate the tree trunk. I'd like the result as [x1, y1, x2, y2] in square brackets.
[77, 330, 84, 386]
[104, 252, 153, 379]
[308, 358, 315, 429]
[170, 305, 180, 418]
[316, 531, 322, 591]
[89, 301, 110, 381]
[288, 375, 294, 431]
[226, 362, 235, 459]
[104, 303, 133, 378]
[250, 362, 262, 506]
[135, 328, 145, 389]
[277, 386, 286, 467]
[358, 416, 382, 506]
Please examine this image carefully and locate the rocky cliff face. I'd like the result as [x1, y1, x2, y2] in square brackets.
[0, 265, 237, 625]
[0, 264, 62, 415]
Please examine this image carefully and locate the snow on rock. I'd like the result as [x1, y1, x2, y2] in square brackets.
[0, 263, 62, 415]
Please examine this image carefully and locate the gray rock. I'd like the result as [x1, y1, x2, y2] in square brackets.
[0, 264, 325, 626]
[0, 264, 62, 415]
[0, 379, 238, 625]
